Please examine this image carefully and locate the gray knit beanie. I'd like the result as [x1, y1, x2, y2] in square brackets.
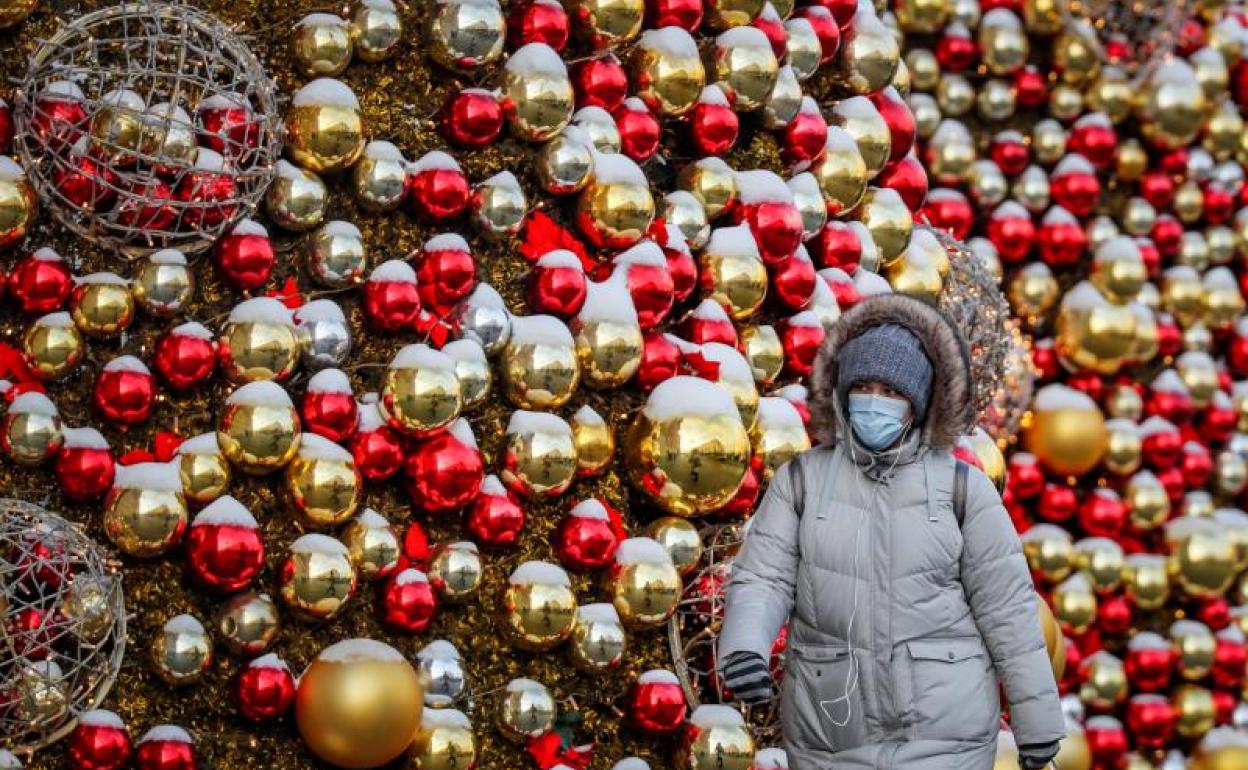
[836, 323, 934, 422]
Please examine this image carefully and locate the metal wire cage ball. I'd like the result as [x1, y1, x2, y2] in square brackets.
[0, 499, 126, 754]
[12, 2, 282, 258]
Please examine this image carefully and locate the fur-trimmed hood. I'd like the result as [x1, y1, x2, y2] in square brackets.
[809, 293, 973, 450]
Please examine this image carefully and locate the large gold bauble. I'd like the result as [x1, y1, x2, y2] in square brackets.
[1124, 553, 1170, 610]
[699, 224, 769, 320]
[1056, 281, 1138, 375]
[684, 706, 756, 770]
[296, 639, 423, 769]
[501, 315, 581, 409]
[218, 308, 301, 384]
[855, 187, 913, 265]
[1166, 517, 1238, 599]
[751, 396, 811, 480]
[217, 381, 303, 474]
[23, 312, 83, 381]
[1191, 732, 1248, 770]
[281, 534, 357, 621]
[632, 27, 705, 115]
[176, 433, 231, 505]
[1173, 684, 1216, 739]
[1054, 722, 1093, 770]
[1136, 59, 1208, 150]
[576, 156, 656, 248]
[340, 508, 401, 580]
[624, 376, 751, 516]
[70, 274, 134, 339]
[151, 614, 213, 686]
[571, 404, 615, 476]
[834, 5, 900, 95]
[1126, 470, 1171, 531]
[427, 0, 505, 72]
[0, 158, 36, 249]
[679, 157, 737, 219]
[1037, 598, 1066, 682]
[104, 462, 189, 557]
[410, 709, 477, 770]
[216, 591, 280, 656]
[1021, 524, 1074, 583]
[497, 679, 557, 742]
[1, 392, 61, 465]
[292, 14, 353, 77]
[380, 344, 463, 437]
[831, 96, 891, 177]
[572, 287, 643, 389]
[714, 27, 779, 111]
[609, 537, 682, 628]
[1022, 384, 1107, 477]
[1074, 536, 1125, 595]
[646, 517, 704, 576]
[267, 160, 328, 231]
[1079, 651, 1127, 710]
[89, 90, 144, 163]
[286, 80, 365, 173]
[503, 43, 574, 141]
[502, 410, 579, 498]
[502, 562, 578, 651]
[570, 602, 628, 670]
[349, 0, 402, 62]
[284, 434, 362, 529]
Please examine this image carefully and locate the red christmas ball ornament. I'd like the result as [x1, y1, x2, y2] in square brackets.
[1124, 633, 1174, 693]
[1135, 236, 1160, 277]
[56, 139, 118, 212]
[184, 496, 265, 594]
[796, 5, 840, 63]
[718, 465, 760, 519]
[302, 369, 358, 443]
[1037, 483, 1078, 523]
[215, 219, 274, 290]
[405, 419, 484, 514]
[440, 88, 504, 148]
[779, 312, 825, 379]
[1031, 338, 1060, 381]
[572, 55, 628, 112]
[810, 0, 857, 27]
[528, 249, 588, 318]
[8, 606, 55, 659]
[176, 149, 238, 229]
[1140, 416, 1183, 468]
[689, 85, 739, 157]
[870, 87, 915, 164]
[197, 94, 260, 159]
[661, 225, 697, 303]
[32, 81, 88, 151]
[987, 201, 1035, 263]
[1199, 393, 1237, 445]
[683, 299, 737, 346]
[235, 654, 296, 721]
[363, 260, 421, 333]
[381, 568, 439, 632]
[1210, 633, 1246, 690]
[416, 233, 476, 313]
[783, 97, 828, 168]
[556, 498, 622, 572]
[1159, 149, 1188, 178]
[1150, 214, 1183, 259]
[1097, 594, 1133, 636]
[134, 726, 196, 770]
[814, 220, 863, 270]
[648, 0, 702, 29]
[1125, 694, 1176, 750]
[9, 247, 73, 314]
[770, 250, 816, 311]
[627, 670, 687, 733]
[154, 322, 216, 390]
[1139, 170, 1175, 210]
[406, 152, 469, 224]
[753, 3, 787, 59]
[1155, 465, 1185, 505]
[55, 427, 115, 502]
[990, 130, 1029, 176]
[1006, 452, 1045, 499]
[1049, 155, 1101, 218]
[1198, 597, 1232, 633]
[935, 25, 977, 73]
[1014, 66, 1047, 108]
[736, 170, 803, 265]
[920, 188, 973, 240]
[1067, 113, 1118, 170]
[1179, 441, 1213, 489]
[507, 0, 569, 50]
[637, 332, 681, 391]
[68, 710, 132, 770]
[613, 242, 675, 329]
[875, 154, 928, 212]
[466, 474, 526, 547]
[1212, 689, 1237, 726]
[93, 356, 155, 425]
[614, 98, 661, 162]
[1036, 206, 1087, 268]
[1078, 488, 1126, 537]
[819, 267, 861, 311]
[1064, 370, 1103, 403]
[113, 178, 176, 232]
[1084, 716, 1128, 770]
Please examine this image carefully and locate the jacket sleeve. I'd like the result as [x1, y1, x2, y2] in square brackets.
[718, 460, 800, 664]
[959, 467, 1066, 748]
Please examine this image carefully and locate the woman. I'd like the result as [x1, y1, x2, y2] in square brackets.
[719, 293, 1065, 770]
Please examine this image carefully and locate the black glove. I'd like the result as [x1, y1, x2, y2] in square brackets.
[721, 651, 774, 704]
[1017, 740, 1061, 770]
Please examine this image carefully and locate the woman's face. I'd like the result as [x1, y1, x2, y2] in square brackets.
[849, 380, 913, 421]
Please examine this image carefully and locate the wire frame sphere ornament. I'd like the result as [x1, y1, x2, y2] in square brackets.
[667, 524, 781, 744]
[0, 499, 126, 753]
[13, 2, 281, 258]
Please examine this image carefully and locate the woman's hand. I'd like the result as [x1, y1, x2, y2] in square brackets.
[1017, 739, 1060, 769]
[721, 650, 774, 704]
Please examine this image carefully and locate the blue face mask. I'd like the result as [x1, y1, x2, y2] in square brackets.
[848, 393, 911, 451]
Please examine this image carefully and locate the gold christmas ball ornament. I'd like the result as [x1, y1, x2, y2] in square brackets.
[139, 102, 197, 171]
[285, 78, 365, 174]
[296, 639, 423, 768]
[503, 43, 574, 141]
[23, 312, 83, 381]
[267, 160, 328, 231]
[1172, 619, 1217, 682]
[697, 225, 769, 320]
[280, 534, 357, 621]
[1008, 262, 1059, 321]
[89, 89, 145, 163]
[572, 105, 622, 152]
[698, 341, 760, 429]
[751, 396, 812, 480]
[577, 151, 655, 248]
[537, 132, 594, 194]
[428, 0, 505, 71]
[1192, 45, 1229, 101]
[501, 315, 581, 410]
[103, 461, 189, 558]
[410, 709, 476, 770]
[352, 140, 408, 212]
[568, 0, 643, 47]
[664, 190, 710, 249]
[175, 432, 231, 505]
[1021, 523, 1075, 584]
[1124, 553, 1171, 610]
[13, 661, 67, 729]
[496, 678, 557, 743]
[218, 297, 301, 383]
[609, 537, 682, 628]
[133, 249, 193, 317]
[502, 562, 578, 651]
[831, 96, 892, 177]
[855, 187, 914, 266]
[1090, 236, 1147, 303]
[679, 157, 737, 219]
[624, 376, 752, 516]
[1191, 728, 1248, 770]
[935, 73, 975, 117]
[764, 65, 804, 128]
[813, 127, 869, 216]
[1163, 265, 1207, 328]
[380, 344, 463, 438]
[1165, 516, 1237, 599]
[1127, 469, 1171, 531]
[216, 591, 281, 656]
[978, 9, 1028, 76]
[0, 157, 36, 249]
[570, 602, 627, 670]
[292, 13, 353, 77]
[646, 517, 704, 576]
[632, 27, 706, 116]
[887, 223, 950, 303]
[0, 0, 37, 29]
[786, 17, 824, 81]
[472, 170, 527, 237]
[572, 279, 644, 390]
[1056, 281, 1139, 375]
[349, 0, 402, 61]
[705, 0, 766, 30]
[1137, 59, 1208, 151]
[714, 26, 780, 111]
[217, 381, 302, 474]
[1023, 384, 1108, 477]
[1103, 419, 1142, 476]
[1203, 101, 1242, 161]
[429, 541, 483, 602]
[571, 404, 615, 476]
[442, 339, 492, 410]
[740, 324, 785, 387]
[1202, 267, 1245, 328]
[1, 391, 61, 465]
[70, 273, 134, 339]
[895, 0, 950, 33]
[1073, 535, 1126, 594]
[59, 575, 116, 645]
[150, 614, 212, 686]
[1087, 66, 1132, 123]
[905, 48, 941, 92]
[1177, 351, 1220, 408]
[1174, 685, 1216, 740]
[284, 434, 361, 529]
[340, 508, 401, 581]
[684, 706, 755, 770]
[1053, 573, 1097, 634]
[1037, 598, 1066, 681]
[1079, 651, 1127, 710]
[835, 4, 900, 95]
[502, 410, 579, 499]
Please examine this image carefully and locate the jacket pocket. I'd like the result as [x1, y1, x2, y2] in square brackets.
[782, 644, 869, 754]
[906, 637, 998, 744]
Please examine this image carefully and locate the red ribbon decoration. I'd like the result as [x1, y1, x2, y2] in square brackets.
[0, 343, 46, 399]
[520, 211, 595, 272]
[265, 276, 304, 309]
[526, 732, 594, 770]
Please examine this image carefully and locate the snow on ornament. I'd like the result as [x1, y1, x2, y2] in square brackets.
[185, 496, 264, 593]
[406, 150, 470, 222]
[284, 433, 361, 529]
